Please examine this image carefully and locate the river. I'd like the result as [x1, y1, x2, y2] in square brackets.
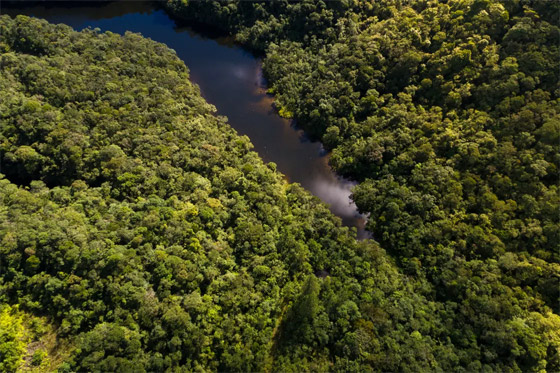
[3, 1, 369, 239]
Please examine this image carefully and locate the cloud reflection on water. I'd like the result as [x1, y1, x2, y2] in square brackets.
[231, 65, 250, 80]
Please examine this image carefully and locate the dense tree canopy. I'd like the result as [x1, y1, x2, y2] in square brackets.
[165, 0, 560, 370]
[1, 0, 559, 369]
[0, 14, 468, 372]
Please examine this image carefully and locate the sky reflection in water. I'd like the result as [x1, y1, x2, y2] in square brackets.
[4, 2, 370, 239]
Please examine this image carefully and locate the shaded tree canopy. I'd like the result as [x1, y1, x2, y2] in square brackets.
[165, 0, 560, 371]
[1, 0, 559, 369]
[0, 14, 468, 372]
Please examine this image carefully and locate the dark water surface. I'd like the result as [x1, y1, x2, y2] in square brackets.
[3, 1, 369, 239]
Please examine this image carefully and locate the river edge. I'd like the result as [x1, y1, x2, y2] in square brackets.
[2, 0, 372, 240]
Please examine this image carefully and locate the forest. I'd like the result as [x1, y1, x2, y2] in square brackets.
[1, 0, 559, 371]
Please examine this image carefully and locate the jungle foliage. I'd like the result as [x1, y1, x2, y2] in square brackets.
[0, 14, 485, 372]
[167, 0, 560, 371]
[1, 0, 559, 369]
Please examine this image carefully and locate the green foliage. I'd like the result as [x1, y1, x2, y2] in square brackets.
[0, 304, 62, 372]
[0, 305, 26, 372]
[165, 0, 560, 371]
[2, 1, 559, 368]
[0, 14, 464, 372]
[30, 349, 46, 367]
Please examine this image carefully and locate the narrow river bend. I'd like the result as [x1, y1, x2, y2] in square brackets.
[3, 1, 369, 239]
